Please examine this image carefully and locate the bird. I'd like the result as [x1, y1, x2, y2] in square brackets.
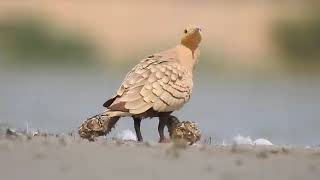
[82, 26, 202, 142]
[166, 116, 201, 145]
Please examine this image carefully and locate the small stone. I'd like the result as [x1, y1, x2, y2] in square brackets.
[235, 159, 243, 166]
[6, 128, 18, 137]
[256, 151, 268, 159]
[282, 147, 290, 154]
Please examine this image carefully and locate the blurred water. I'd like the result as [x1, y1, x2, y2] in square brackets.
[0, 67, 319, 145]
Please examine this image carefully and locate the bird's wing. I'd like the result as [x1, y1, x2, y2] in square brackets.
[105, 54, 193, 115]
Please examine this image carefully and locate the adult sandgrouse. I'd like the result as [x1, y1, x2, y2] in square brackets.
[85, 26, 202, 142]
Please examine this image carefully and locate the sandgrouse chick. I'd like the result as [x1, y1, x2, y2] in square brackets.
[81, 26, 202, 142]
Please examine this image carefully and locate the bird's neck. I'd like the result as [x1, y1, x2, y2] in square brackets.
[176, 45, 199, 72]
[181, 42, 199, 53]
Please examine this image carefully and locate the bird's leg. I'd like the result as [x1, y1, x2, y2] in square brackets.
[133, 117, 143, 142]
[158, 113, 171, 143]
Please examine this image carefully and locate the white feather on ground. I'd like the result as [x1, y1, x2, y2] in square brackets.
[116, 129, 137, 141]
[232, 135, 253, 145]
[231, 135, 273, 146]
[253, 138, 273, 145]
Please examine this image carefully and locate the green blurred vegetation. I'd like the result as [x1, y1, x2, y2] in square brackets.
[0, 16, 97, 66]
[272, 13, 320, 64]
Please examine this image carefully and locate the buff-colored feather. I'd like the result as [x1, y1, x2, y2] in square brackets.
[105, 26, 202, 116]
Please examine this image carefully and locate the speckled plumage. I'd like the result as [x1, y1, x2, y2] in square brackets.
[105, 53, 194, 115]
[78, 113, 118, 141]
[171, 121, 201, 145]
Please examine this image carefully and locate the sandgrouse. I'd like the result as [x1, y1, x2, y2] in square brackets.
[83, 26, 202, 142]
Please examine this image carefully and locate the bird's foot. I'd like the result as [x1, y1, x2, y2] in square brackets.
[158, 137, 170, 143]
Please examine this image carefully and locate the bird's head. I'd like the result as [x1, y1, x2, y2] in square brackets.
[180, 26, 202, 51]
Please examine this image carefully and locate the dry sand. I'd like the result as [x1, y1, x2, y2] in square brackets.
[0, 132, 320, 180]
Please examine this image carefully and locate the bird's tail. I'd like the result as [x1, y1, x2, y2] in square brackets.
[79, 111, 120, 141]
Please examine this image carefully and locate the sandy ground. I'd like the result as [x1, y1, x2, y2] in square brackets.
[0, 132, 320, 180]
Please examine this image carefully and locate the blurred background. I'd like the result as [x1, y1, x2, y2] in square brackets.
[0, 0, 319, 145]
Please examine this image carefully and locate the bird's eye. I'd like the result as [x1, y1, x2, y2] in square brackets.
[184, 29, 188, 34]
